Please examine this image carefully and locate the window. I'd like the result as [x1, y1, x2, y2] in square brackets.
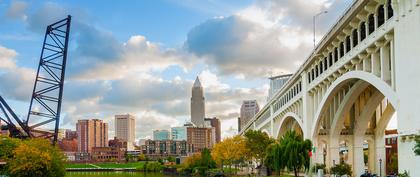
[368, 14, 375, 34]
[378, 5, 385, 27]
[345, 36, 351, 52]
[334, 48, 339, 62]
[352, 29, 358, 47]
[360, 22, 366, 41]
[387, 0, 394, 19]
[324, 57, 328, 70]
[339, 42, 344, 58]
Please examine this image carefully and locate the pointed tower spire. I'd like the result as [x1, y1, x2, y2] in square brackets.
[193, 76, 202, 87]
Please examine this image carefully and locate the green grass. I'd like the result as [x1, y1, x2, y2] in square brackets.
[65, 162, 145, 169]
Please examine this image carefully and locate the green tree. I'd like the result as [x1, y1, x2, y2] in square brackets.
[414, 137, 420, 156]
[0, 137, 66, 177]
[330, 162, 352, 176]
[279, 130, 312, 177]
[265, 142, 284, 176]
[167, 156, 175, 162]
[199, 148, 216, 169]
[244, 130, 275, 167]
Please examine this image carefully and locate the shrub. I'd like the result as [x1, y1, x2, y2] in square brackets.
[311, 163, 327, 174]
[330, 162, 352, 176]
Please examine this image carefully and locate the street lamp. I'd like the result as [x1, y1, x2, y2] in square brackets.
[379, 158, 382, 177]
[313, 10, 328, 48]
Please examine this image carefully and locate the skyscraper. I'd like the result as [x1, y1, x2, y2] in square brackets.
[115, 114, 136, 150]
[240, 100, 260, 130]
[76, 119, 108, 153]
[191, 76, 205, 127]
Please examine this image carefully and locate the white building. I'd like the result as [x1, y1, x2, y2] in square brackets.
[115, 114, 136, 150]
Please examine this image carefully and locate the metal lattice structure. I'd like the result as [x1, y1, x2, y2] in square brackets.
[0, 15, 71, 143]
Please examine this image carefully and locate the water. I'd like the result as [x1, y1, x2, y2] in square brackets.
[66, 172, 165, 177]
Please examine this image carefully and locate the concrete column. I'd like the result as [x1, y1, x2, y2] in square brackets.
[368, 140, 376, 173]
[353, 135, 366, 177]
[363, 56, 372, 72]
[301, 73, 312, 139]
[380, 44, 391, 84]
[329, 136, 340, 167]
[371, 51, 381, 76]
[394, 1, 420, 176]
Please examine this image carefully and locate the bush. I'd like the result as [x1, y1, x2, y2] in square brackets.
[399, 170, 410, 177]
[330, 162, 352, 176]
[311, 163, 327, 174]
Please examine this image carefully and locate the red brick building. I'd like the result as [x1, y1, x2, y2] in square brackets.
[385, 129, 398, 175]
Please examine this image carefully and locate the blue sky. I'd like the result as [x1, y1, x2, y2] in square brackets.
[0, 0, 355, 139]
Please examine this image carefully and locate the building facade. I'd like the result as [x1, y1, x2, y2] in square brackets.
[187, 127, 215, 152]
[65, 129, 78, 140]
[239, 100, 260, 131]
[153, 130, 170, 140]
[76, 119, 108, 153]
[191, 76, 205, 127]
[205, 117, 221, 143]
[115, 114, 135, 150]
[91, 147, 125, 162]
[141, 139, 190, 160]
[171, 126, 187, 141]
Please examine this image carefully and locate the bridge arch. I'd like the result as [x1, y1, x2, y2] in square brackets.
[275, 112, 303, 139]
[311, 71, 398, 140]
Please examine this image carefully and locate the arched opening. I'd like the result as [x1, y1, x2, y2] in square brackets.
[277, 115, 303, 139]
[368, 14, 375, 34]
[345, 36, 351, 52]
[334, 48, 339, 62]
[387, 0, 394, 19]
[352, 29, 358, 47]
[378, 5, 385, 27]
[311, 71, 399, 176]
[360, 22, 366, 41]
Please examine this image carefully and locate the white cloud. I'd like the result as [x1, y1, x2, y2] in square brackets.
[6, 0, 27, 21]
[0, 45, 17, 69]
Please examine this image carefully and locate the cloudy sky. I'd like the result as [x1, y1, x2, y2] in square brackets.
[0, 0, 354, 140]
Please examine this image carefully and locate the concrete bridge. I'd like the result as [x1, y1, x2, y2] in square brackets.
[239, 0, 420, 176]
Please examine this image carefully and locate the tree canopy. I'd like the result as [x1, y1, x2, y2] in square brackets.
[414, 137, 420, 156]
[244, 130, 275, 166]
[0, 136, 66, 177]
[211, 135, 249, 167]
[265, 130, 312, 177]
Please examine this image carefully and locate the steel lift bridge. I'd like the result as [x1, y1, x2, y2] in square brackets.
[0, 16, 71, 143]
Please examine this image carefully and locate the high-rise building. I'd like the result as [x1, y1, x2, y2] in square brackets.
[191, 76, 205, 127]
[187, 127, 215, 152]
[115, 114, 136, 150]
[76, 119, 108, 153]
[267, 74, 292, 101]
[240, 100, 260, 130]
[153, 130, 170, 140]
[205, 117, 221, 143]
[171, 126, 187, 141]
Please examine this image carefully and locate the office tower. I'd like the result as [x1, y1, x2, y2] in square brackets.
[191, 76, 205, 127]
[187, 127, 215, 152]
[76, 119, 108, 153]
[240, 100, 260, 130]
[115, 114, 135, 150]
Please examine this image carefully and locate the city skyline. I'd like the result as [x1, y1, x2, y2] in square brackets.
[0, 0, 355, 140]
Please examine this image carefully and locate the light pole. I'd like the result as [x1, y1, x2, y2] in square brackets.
[313, 10, 328, 48]
[379, 158, 382, 177]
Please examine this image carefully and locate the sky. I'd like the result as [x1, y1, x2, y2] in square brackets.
[0, 0, 357, 140]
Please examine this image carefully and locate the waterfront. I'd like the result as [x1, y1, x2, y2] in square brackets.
[66, 172, 164, 177]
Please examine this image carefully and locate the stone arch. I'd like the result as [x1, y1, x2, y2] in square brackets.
[311, 71, 398, 140]
[275, 112, 303, 139]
